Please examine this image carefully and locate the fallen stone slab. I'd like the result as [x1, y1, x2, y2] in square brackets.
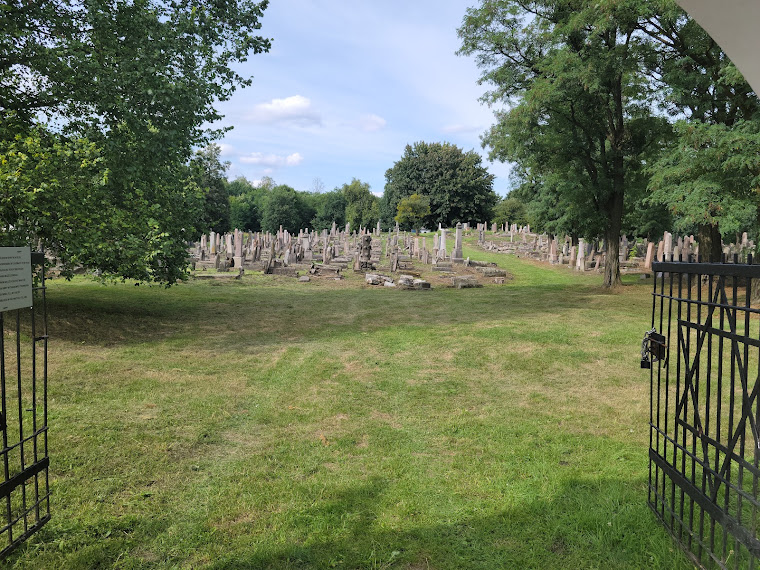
[452, 276, 483, 289]
[271, 267, 299, 277]
[298, 275, 310, 282]
[365, 273, 393, 285]
[397, 275, 415, 289]
[478, 267, 507, 277]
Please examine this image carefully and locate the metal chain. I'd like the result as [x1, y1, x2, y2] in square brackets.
[641, 327, 656, 364]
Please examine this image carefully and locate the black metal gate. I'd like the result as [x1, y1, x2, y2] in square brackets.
[648, 257, 760, 569]
[0, 251, 50, 557]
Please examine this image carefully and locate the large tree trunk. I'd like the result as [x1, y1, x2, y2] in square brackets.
[603, 195, 623, 288]
[603, 72, 627, 289]
[603, 158, 625, 288]
[697, 223, 722, 262]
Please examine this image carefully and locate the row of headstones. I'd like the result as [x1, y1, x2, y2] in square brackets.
[192, 221, 491, 273]
[385, 223, 467, 265]
[479, 226, 757, 272]
[642, 231, 756, 268]
[193, 224, 392, 269]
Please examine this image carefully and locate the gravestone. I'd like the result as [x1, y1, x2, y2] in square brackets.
[452, 223, 463, 261]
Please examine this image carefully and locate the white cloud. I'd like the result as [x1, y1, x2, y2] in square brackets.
[358, 114, 387, 132]
[239, 152, 304, 168]
[246, 95, 321, 126]
[217, 143, 235, 156]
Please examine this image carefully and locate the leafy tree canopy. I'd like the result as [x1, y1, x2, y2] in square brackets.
[648, 120, 760, 249]
[341, 179, 379, 231]
[1, 0, 270, 284]
[311, 190, 347, 231]
[458, 0, 669, 286]
[492, 197, 527, 229]
[395, 194, 431, 233]
[260, 185, 313, 234]
[383, 141, 497, 230]
[190, 144, 231, 236]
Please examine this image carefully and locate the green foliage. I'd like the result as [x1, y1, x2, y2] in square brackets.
[0, 0, 271, 284]
[260, 185, 313, 234]
[637, 9, 760, 245]
[383, 142, 497, 230]
[189, 144, 231, 235]
[637, 6, 759, 125]
[395, 193, 431, 232]
[227, 176, 256, 197]
[310, 189, 347, 231]
[491, 197, 527, 228]
[341, 178, 379, 230]
[458, 0, 670, 287]
[648, 120, 760, 238]
[230, 192, 260, 232]
[0, 126, 203, 283]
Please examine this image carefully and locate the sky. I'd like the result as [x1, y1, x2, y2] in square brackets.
[213, 0, 514, 197]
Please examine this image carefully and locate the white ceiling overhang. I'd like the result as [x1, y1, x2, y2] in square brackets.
[675, 0, 760, 94]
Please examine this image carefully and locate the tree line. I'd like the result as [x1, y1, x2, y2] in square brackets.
[194, 140, 499, 237]
[4, 0, 760, 288]
[458, 0, 760, 287]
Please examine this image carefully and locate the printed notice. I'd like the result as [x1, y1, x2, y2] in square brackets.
[0, 247, 33, 312]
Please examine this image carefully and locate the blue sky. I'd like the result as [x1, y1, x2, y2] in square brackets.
[214, 1, 513, 196]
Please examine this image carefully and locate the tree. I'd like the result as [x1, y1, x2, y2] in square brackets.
[341, 179, 379, 231]
[0, 0, 271, 283]
[458, 0, 668, 287]
[311, 190, 347, 231]
[228, 177, 261, 231]
[383, 142, 497, 229]
[492, 197, 527, 229]
[260, 185, 311, 234]
[227, 176, 255, 197]
[190, 144, 231, 235]
[395, 194, 431, 233]
[648, 120, 760, 257]
[636, 7, 760, 259]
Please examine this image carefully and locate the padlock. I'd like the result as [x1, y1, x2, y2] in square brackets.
[641, 329, 667, 369]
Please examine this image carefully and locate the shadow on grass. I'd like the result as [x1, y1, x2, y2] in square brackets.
[44, 276, 641, 350]
[205, 476, 689, 570]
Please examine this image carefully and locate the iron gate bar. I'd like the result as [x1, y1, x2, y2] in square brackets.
[0, 251, 50, 559]
[650, 450, 760, 558]
[649, 258, 760, 569]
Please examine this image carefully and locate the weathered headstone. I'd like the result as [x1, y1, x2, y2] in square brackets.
[452, 223, 463, 261]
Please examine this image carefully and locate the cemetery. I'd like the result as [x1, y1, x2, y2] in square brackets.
[4, 0, 760, 567]
[3, 236, 699, 568]
[6, 224, 754, 567]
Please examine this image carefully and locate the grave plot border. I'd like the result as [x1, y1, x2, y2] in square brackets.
[648, 257, 760, 569]
[0, 251, 50, 558]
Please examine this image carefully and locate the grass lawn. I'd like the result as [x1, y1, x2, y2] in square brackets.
[6, 246, 693, 569]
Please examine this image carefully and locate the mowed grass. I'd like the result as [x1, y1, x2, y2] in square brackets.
[6, 247, 693, 569]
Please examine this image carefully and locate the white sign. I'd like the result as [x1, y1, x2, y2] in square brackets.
[0, 247, 33, 312]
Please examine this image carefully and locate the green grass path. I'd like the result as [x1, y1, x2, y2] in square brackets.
[7, 252, 690, 569]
